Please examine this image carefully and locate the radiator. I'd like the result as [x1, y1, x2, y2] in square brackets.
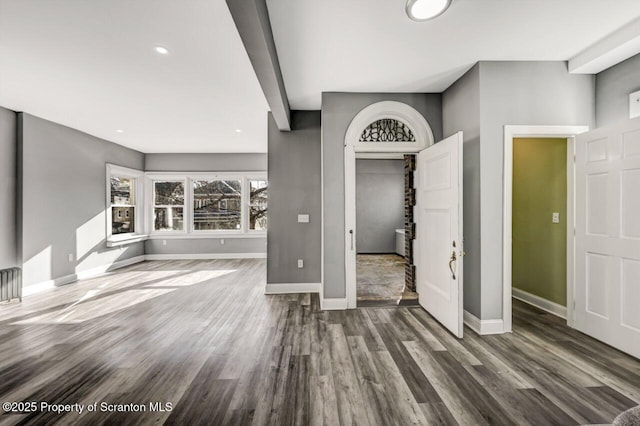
[0, 267, 22, 303]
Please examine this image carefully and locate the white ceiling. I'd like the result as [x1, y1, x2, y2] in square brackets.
[2, 1, 640, 153]
[0, 0, 269, 153]
[267, 0, 640, 110]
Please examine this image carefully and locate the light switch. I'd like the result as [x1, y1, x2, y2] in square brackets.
[552, 212, 560, 223]
[298, 214, 310, 223]
[630, 89, 640, 119]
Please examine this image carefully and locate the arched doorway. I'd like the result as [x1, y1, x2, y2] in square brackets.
[344, 101, 435, 308]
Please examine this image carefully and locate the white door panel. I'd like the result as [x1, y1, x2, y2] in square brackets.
[416, 132, 464, 338]
[575, 117, 640, 359]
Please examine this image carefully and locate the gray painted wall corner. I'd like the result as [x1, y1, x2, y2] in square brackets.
[267, 110, 322, 284]
[443, 63, 482, 318]
[19, 113, 146, 286]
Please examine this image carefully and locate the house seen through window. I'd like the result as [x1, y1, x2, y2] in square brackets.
[110, 176, 135, 235]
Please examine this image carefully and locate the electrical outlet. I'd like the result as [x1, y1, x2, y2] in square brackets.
[220, 239, 225, 245]
[552, 212, 560, 223]
[297, 259, 304, 268]
[68, 253, 74, 262]
[297, 214, 309, 223]
[162, 240, 167, 246]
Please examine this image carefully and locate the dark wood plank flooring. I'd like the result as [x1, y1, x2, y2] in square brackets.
[0, 259, 638, 425]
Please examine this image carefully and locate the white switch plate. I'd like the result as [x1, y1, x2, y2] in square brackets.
[162, 239, 167, 246]
[68, 253, 74, 262]
[552, 212, 560, 223]
[297, 259, 304, 268]
[220, 239, 225, 245]
[298, 214, 309, 223]
[630, 90, 640, 119]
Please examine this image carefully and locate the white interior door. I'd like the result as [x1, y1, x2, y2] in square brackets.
[415, 132, 464, 338]
[574, 118, 640, 359]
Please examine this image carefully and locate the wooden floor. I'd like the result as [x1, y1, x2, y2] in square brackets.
[1, 260, 639, 425]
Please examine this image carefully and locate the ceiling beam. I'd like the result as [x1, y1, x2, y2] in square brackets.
[569, 17, 640, 74]
[226, 0, 291, 131]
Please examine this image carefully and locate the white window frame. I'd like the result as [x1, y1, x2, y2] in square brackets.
[145, 171, 266, 239]
[106, 164, 147, 246]
[191, 174, 244, 235]
[148, 176, 188, 235]
[247, 177, 268, 233]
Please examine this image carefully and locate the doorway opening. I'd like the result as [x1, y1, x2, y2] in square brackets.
[344, 101, 435, 309]
[512, 137, 569, 322]
[502, 125, 589, 332]
[355, 156, 418, 307]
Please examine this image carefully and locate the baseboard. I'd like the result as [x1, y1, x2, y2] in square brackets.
[321, 297, 348, 311]
[265, 283, 321, 295]
[144, 253, 266, 260]
[464, 310, 505, 335]
[22, 255, 146, 297]
[512, 288, 567, 319]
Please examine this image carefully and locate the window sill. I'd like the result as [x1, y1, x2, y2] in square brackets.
[107, 234, 149, 247]
[147, 233, 266, 240]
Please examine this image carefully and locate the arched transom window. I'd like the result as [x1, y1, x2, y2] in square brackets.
[359, 119, 416, 142]
[345, 101, 434, 152]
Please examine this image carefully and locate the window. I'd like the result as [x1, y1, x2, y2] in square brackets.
[249, 179, 268, 231]
[107, 164, 145, 244]
[359, 119, 416, 142]
[145, 172, 266, 237]
[153, 181, 185, 232]
[193, 179, 242, 231]
[110, 176, 135, 235]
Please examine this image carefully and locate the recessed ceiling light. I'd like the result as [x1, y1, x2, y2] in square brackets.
[154, 46, 169, 55]
[235, 129, 242, 133]
[406, 0, 451, 21]
[116, 129, 124, 133]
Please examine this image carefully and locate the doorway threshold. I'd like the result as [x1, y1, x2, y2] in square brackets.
[357, 291, 419, 308]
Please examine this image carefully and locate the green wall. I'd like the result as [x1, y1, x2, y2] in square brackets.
[513, 138, 567, 306]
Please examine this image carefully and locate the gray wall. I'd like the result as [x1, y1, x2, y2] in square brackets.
[478, 61, 595, 319]
[356, 159, 404, 253]
[0, 107, 17, 269]
[143, 152, 268, 256]
[145, 238, 266, 255]
[596, 53, 640, 128]
[145, 153, 267, 172]
[267, 111, 322, 284]
[443, 64, 482, 317]
[322, 93, 443, 299]
[19, 113, 145, 287]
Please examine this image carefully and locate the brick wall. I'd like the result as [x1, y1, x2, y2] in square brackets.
[404, 155, 416, 292]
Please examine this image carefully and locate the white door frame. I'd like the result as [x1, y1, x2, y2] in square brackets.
[344, 101, 435, 309]
[503, 125, 589, 332]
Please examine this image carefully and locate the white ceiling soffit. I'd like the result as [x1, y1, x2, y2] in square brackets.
[266, 0, 640, 110]
[0, 0, 269, 153]
[569, 17, 640, 74]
